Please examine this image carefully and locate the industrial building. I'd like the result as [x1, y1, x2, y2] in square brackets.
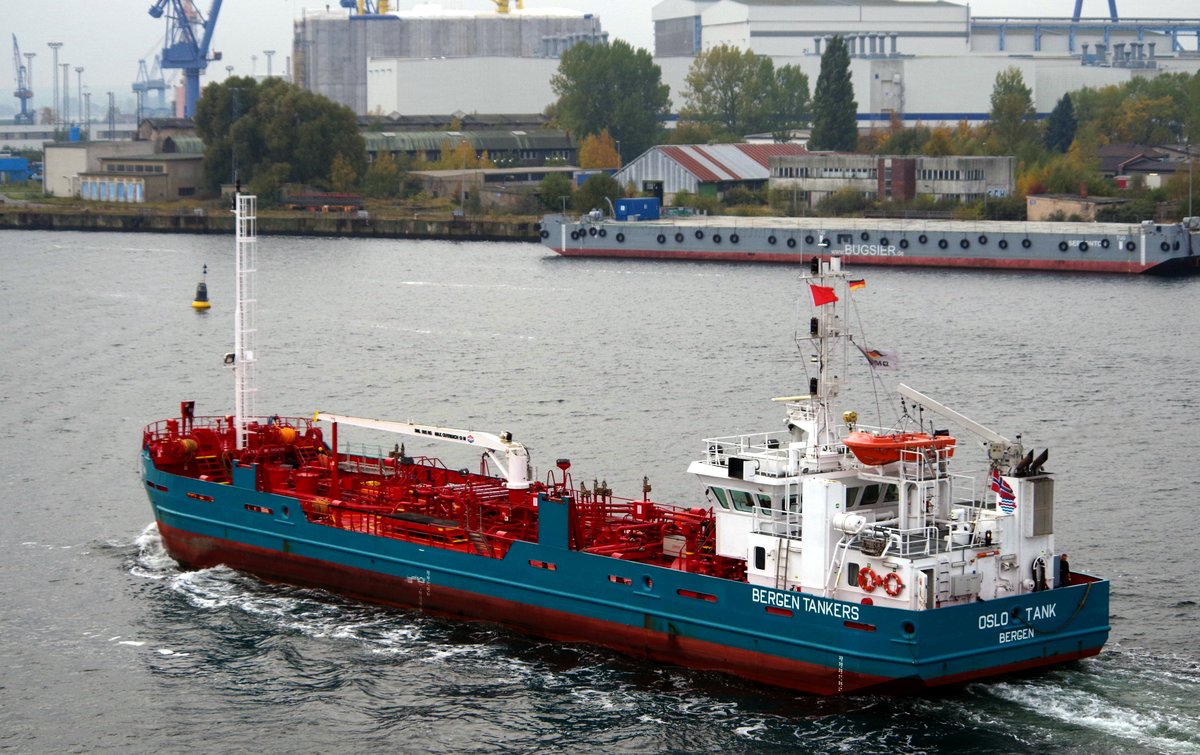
[613, 143, 810, 204]
[293, 6, 606, 115]
[306, 1, 1200, 131]
[769, 154, 1016, 207]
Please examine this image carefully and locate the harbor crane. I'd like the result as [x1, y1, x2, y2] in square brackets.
[339, 1, 389, 12]
[132, 56, 171, 119]
[11, 35, 34, 125]
[147, 0, 223, 118]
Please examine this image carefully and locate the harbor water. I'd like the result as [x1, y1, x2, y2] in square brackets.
[2, 229, 1198, 753]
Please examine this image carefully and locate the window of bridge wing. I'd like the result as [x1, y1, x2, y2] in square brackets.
[710, 487, 730, 510]
[729, 490, 755, 512]
[757, 494, 773, 512]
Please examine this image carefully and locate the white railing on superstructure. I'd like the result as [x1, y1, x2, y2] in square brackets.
[234, 194, 258, 451]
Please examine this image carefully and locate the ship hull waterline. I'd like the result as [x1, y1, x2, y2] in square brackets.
[145, 463, 1109, 697]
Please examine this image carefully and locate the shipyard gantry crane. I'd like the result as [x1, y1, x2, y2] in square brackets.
[148, 0, 223, 118]
[11, 34, 34, 125]
[132, 55, 171, 118]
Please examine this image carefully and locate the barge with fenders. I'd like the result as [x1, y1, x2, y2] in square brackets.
[539, 212, 1200, 274]
[141, 194, 1109, 695]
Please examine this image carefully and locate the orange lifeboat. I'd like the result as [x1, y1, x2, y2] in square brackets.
[843, 431, 956, 466]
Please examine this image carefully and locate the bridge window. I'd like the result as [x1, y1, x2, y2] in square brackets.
[710, 487, 729, 509]
[729, 489, 755, 512]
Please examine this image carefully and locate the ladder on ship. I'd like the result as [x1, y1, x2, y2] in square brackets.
[194, 454, 229, 483]
[774, 536, 791, 589]
[825, 536, 856, 598]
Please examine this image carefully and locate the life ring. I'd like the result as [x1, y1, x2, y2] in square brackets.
[787, 238, 797, 248]
[883, 571, 904, 597]
[730, 233, 739, 244]
[656, 234, 666, 244]
[615, 232, 625, 243]
[857, 566, 880, 592]
[768, 235, 778, 245]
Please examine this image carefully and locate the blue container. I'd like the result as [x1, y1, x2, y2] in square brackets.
[614, 197, 660, 221]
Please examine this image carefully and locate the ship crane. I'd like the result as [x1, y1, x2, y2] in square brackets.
[132, 56, 171, 118]
[11, 35, 33, 125]
[895, 384, 1024, 468]
[147, 0, 223, 118]
[314, 413, 531, 490]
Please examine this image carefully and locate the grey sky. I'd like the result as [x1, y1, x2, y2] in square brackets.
[4, 0, 1197, 113]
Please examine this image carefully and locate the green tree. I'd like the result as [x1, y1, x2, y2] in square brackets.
[330, 153, 358, 192]
[195, 77, 366, 194]
[550, 40, 670, 162]
[987, 67, 1037, 156]
[1043, 93, 1077, 153]
[809, 36, 858, 151]
[363, 152, 400, 198]
[680, 46, 810, 139]
[571, 173, 622, 213]
[537, 172, 574, 211]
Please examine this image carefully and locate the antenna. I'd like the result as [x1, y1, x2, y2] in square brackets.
[234, 194, 258, 450]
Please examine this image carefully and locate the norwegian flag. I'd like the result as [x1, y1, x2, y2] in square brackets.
[990, 469, 1016, 513]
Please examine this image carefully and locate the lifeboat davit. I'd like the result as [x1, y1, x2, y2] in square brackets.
[843, 431, 956, 466]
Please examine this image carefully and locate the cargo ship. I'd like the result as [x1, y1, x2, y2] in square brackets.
[538, 208, 1200, 274]
[141, 195, 1109, 695]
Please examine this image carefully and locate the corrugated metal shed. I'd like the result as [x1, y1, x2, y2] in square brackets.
[363, 129, 574, 162]
[614, 144, 809, 200]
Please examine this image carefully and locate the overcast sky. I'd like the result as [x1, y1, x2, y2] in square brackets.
[4, 0, 1198, 113]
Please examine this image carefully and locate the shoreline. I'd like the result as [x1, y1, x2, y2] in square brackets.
[0, 206, 541, 243]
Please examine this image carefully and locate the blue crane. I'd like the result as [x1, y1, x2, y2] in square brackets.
[12, 34, 33, 124]
[148, 0, 223, 119]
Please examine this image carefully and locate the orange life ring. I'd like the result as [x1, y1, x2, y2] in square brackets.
[883, 571, 904, 597]
[857, 566, 880, 592]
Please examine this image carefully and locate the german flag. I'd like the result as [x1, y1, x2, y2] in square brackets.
[849, 279, 866, 290]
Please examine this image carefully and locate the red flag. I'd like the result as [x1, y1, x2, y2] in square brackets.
[809, 284, 839, 306]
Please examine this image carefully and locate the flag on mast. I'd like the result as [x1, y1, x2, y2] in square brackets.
[809, 284, 838, 306]
[849, 279, 866, 290]
[854, 343, 899, 371]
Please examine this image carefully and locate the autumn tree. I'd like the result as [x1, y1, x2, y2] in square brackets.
[987, 67, 1037, 156]
[578, 129, 621, 169]
[330, 153, 358, 192]
[550, 40, 670, 163]
[363, 152, 400, 198]
[809, 36, 858, 151]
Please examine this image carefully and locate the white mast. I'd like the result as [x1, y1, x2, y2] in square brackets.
[234, 194, 258, 450]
